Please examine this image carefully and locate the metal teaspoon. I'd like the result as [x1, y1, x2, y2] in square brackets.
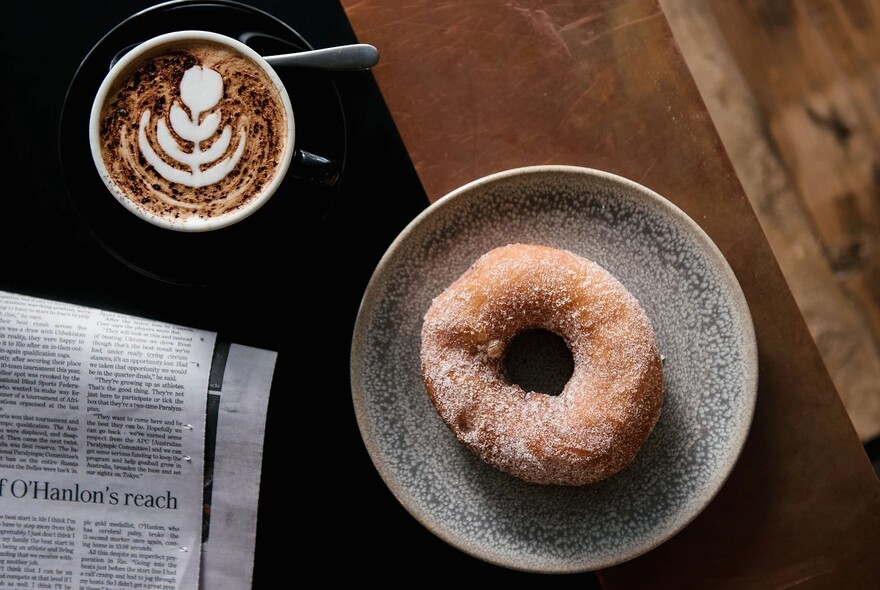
[109, 42, 379, 71]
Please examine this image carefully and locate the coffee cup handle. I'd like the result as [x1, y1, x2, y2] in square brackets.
[291, 149, 340, 187]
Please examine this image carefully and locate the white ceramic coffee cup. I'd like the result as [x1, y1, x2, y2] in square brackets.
[89, 30, 297, 232]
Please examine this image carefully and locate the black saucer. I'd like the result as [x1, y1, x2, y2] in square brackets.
[59, 0, 347, 287]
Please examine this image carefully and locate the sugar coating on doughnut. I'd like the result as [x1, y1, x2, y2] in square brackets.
[420, 243, 663, 486]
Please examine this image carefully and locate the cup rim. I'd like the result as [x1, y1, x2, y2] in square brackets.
[88, 29, 297, 232]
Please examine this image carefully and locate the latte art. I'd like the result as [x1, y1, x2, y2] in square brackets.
[138, 65, 246, 187]
[94, 38, 291, 224]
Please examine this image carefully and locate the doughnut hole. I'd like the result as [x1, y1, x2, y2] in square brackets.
[502, 329, 574, 396]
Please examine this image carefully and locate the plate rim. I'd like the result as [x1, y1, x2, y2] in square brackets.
[350, 164, 759, 573]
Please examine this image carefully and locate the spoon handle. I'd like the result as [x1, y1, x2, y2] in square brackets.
[264, 44, 379, 71]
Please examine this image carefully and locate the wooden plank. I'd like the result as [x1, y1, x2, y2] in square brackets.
[341, 1, 880, 587]
[688, 0, 880, 440]
[709, 0, 880, 341]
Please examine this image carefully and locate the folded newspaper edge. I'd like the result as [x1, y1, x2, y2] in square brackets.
[0, 290, 276, 590]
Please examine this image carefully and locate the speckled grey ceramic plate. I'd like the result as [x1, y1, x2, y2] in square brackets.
[350, 165, 758, 573]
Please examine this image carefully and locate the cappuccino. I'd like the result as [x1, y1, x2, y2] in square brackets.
[90, 31, 294, 231]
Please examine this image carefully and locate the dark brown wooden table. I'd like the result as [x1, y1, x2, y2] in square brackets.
[340, 0, 880, 587]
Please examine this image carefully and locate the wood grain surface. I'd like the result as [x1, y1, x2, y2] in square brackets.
[341, 0, 880, 586]
[661, 0, 880, 445]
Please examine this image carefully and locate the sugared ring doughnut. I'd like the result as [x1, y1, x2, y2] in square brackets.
[420, 243, 663, 485]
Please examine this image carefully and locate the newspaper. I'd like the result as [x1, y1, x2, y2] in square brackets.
[0, 291, 274, 590]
